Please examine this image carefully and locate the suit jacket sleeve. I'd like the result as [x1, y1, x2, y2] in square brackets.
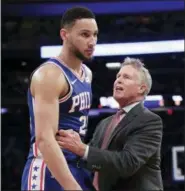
[86, 115, 163, 178]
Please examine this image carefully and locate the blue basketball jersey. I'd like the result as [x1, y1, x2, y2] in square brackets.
[27, 58, 92, 161]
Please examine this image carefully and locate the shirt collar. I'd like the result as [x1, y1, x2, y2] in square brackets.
[122, 101, 140, 113]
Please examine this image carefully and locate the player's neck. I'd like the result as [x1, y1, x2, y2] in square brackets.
[58, 49, 82, 73]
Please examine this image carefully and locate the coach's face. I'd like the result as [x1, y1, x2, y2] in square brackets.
[113, 65, 145, 107]
[67, 18, 98, 61]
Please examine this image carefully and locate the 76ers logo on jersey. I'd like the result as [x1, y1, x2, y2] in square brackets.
[69, 91, 91, 113]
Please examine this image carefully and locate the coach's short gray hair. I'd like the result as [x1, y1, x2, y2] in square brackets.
[121, 57, 152, 96]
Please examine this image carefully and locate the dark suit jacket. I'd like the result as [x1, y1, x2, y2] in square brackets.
[85, 103, 163, 191]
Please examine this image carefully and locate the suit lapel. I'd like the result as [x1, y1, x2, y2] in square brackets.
[106, 103, 144, 147]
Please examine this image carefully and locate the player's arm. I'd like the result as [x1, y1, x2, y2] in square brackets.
[31, 64, 81, 190]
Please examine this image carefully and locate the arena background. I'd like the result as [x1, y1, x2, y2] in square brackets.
[2, 0, 184, 190]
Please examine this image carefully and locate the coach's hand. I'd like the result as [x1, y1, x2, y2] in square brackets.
[56, 129, 87, 157]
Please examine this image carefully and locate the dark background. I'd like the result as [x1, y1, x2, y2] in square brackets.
[2, 1, 184, 190]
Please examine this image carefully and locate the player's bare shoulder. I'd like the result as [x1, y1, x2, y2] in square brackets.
[83, 64, 93, 83]
[31, 63, 68, 97]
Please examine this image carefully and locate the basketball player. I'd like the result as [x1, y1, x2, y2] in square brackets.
[21, 7, 98, 191]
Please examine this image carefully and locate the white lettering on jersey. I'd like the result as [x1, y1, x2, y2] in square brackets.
[69, 92, 91, 113]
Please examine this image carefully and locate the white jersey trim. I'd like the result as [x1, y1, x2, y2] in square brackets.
[30, 61, 73, 103]
[27, 158, 46, 190]
[46, 61, 73, 103]
[54, 57, 86, 82]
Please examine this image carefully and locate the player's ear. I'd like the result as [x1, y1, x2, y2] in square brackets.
[60, 28, 68, 41]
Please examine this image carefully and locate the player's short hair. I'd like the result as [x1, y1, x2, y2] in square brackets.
[61, 6, 95, 29]
[121, 57, 152, 96]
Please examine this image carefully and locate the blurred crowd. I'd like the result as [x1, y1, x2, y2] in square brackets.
[2, 12, 184, 49]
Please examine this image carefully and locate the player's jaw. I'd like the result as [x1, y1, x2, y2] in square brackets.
[84, 48, 94, 58]
[77, 48, 94, 61]
[74, 49, 91, 61]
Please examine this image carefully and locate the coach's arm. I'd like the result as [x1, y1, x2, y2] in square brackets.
[85, 116, 163, 178]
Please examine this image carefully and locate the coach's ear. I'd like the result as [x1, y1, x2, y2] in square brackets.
[138, 84, 147, 95]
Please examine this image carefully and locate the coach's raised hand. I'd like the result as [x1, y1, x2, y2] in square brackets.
[56, 129, 87, 157]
